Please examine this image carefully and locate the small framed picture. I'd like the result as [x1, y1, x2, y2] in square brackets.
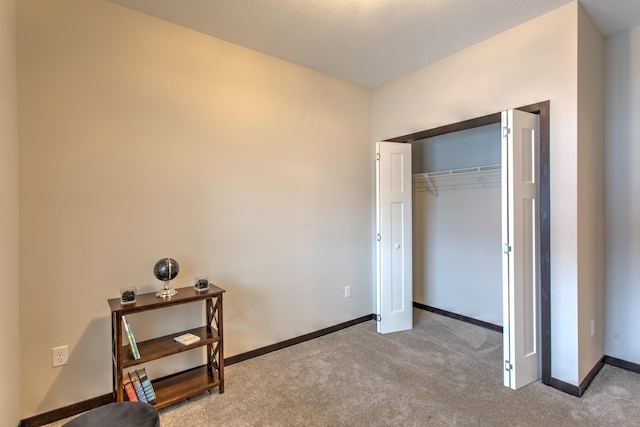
[119, 287, 137, 305]
[194, 276, 210, 292]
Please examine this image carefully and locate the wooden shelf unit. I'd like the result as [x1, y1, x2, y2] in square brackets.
[108, 284, 225, 409]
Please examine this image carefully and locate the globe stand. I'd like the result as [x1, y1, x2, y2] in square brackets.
[156, 280, 178, 299]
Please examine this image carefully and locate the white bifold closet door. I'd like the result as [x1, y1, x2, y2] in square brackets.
[502, 109, 541, 390]
[376, 142, 413, 334]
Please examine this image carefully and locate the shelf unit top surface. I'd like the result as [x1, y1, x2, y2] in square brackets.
[108, 284, 225, 313]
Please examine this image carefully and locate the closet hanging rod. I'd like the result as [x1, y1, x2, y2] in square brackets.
[414, 163, 501, 179]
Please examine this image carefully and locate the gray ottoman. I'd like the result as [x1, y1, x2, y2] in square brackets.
[63, 402, 159, 427]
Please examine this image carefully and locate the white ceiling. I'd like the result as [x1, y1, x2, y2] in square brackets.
[109, 0, 640, 88]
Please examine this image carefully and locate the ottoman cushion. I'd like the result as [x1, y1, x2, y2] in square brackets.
[63, 402, 159, 427]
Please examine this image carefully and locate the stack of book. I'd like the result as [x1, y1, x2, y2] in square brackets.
[123, 368, 156, 405]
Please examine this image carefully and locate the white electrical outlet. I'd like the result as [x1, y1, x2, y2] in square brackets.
[52, 345, 68, 367]
[345, 285, 351, 298]
[590, 319, 595, 337]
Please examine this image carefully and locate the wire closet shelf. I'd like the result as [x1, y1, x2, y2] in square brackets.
[412, 164, 501, 198]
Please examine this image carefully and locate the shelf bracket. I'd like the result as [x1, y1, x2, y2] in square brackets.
[424, 174, 439, 198]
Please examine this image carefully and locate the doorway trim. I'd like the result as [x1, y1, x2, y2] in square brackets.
[385, 100, 551, 387]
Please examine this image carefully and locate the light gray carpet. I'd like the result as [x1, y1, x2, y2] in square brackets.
[49, 309, 640, 426]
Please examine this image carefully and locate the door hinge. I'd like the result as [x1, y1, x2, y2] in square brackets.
[505, 361, 512, 371]
[376, 153, 381, 161]
[503, 126, 511, 137]
[503, 243, 512, 254]
[376, 234, 382, 242]
[376, 314, 382, 322]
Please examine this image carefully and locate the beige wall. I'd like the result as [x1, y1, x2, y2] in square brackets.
[604, 25, 640, 364]
[576, 5, 605, 382]
[373, 2, 586, 385]
[18, 0, 372, 416]
[0, 0, 20, 425]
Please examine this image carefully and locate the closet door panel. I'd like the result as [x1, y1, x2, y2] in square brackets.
[502, 109, 541, 390]
[376, 142, 413, 334]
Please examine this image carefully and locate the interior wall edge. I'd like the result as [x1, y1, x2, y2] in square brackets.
[0, 0, 21, 425]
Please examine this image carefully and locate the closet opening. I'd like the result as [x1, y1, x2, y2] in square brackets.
[385, 101, 551, 386]
[412, 122, 503, 332]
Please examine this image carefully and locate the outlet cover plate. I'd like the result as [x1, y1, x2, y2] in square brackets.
[52, 345, 68, 367]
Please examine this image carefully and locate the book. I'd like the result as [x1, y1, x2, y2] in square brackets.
[122, 316, 140, 360]
[137, 367, 157, 405]
[174, 333, 201, 346]
[123, 372, 139, 402]
[129, 370, 148, 403]
[126, 322, 141, 359]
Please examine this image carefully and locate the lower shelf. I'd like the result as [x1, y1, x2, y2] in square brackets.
[150, 365, 221, 409]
